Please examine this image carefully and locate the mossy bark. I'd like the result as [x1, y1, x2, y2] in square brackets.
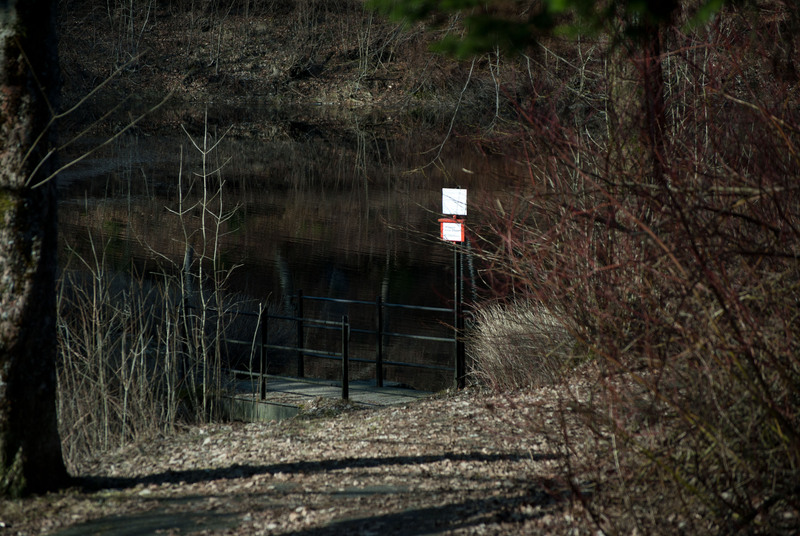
[0, 0, 69, 496]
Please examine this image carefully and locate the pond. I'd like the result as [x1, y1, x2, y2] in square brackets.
[56, 102, 488, 390]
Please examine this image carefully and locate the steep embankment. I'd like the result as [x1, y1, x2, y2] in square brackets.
[57, 1, 507, 138]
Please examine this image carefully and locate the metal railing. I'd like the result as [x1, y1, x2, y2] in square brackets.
[223, 290, 464, 399]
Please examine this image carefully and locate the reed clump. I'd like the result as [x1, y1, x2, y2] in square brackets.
[468, 302, 575, 390]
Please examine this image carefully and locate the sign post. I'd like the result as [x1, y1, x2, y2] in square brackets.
[440, 188, 467, 389]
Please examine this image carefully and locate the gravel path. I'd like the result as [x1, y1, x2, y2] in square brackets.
[1, 388, 597, 535]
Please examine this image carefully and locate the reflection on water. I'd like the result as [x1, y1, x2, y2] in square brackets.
[57, 103, 486, 390]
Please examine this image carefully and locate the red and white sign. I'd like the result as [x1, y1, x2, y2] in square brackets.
[439, 218, 465, 242]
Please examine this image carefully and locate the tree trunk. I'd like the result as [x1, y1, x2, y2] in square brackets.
[606, 24, 669, 186]
[638, 24, 668, 187]
[0, 0, 69, 496]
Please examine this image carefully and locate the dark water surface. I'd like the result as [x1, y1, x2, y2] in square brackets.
[56, 103, 487, 389]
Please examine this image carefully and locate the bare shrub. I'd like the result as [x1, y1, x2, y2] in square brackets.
[57, 260, 185, 471]
[469, 6, 800, 533]
[57, 115, 258, 469]
[468, 302, 575, 390]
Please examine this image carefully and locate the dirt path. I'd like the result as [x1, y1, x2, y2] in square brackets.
[1, 389, 595, 535]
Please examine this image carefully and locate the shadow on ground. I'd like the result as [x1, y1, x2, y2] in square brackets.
[52, 510, 240, 536]
[76, 450, 560, 490]
[55, 450, 570, 536]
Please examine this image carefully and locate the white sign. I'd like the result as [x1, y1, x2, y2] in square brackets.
[442, 188, 467, 216]
[441, 221, 464, 242]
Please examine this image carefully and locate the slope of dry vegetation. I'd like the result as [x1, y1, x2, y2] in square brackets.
[57, 0, 526, 134]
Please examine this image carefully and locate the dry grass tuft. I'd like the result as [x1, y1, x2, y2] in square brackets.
[468, 302, 575, 391]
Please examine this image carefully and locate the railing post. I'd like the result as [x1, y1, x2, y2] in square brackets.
[375, 296, 383, 387]
[454, 245, 466, 389]
[342, 315, 349, 400]
[259, 309, 268, 400]
[296, 289, 304, 378]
